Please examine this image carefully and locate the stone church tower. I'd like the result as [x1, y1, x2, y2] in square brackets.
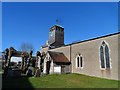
[48, 24, 64, 48]
[41, 24, 64, 53]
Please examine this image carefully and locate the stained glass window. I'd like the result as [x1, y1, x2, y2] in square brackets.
[105, 45, 110, 68]
[100, 41, 110, 69]
[100, 46, 105, 68]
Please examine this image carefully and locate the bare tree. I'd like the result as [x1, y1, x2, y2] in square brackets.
[20, 42, 34, 53]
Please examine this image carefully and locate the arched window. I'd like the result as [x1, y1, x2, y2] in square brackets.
[100, 41, 110, 69]
[105, 45, 110, 68]
[76, 54, 83, 69]
[80, 57, 83, 68]
[77, 57, 80, 67]
[100, 46, 105, 68]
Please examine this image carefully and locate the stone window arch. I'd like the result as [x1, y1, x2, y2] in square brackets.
[100, 41, 111, 69]
[76, 54, 83, 69]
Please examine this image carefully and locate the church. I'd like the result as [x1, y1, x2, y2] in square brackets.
[41, 24, 119, 80]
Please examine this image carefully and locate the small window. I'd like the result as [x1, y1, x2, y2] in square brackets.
[80, 57, 83, 67]
[77, 57, 80, 67]
[76, 54, 83, 69]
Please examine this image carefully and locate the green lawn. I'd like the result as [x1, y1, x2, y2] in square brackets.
[3, 73, 119, 88]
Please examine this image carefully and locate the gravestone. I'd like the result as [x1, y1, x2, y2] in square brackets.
[26, 66, 33, 77]
[34, 68, 41, 77]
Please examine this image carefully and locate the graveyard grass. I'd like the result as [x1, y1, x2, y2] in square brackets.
[3, 73, 119, 88]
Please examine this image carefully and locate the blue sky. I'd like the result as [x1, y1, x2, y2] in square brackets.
[2, 2, 118, 55]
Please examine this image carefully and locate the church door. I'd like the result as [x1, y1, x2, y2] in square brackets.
[46, 61, 51, 74]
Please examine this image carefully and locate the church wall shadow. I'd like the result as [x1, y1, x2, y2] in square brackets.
[2, 75, 35, 90]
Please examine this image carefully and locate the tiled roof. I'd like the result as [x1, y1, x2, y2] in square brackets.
[48, 51, 70, 63]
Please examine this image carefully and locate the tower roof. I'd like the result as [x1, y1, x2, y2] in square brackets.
[49, 24, 64, 30]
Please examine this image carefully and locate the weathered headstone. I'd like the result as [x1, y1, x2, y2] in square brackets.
[34, 68, 41, 77]
[34, 51, 41, 77]
[26, 66, 33, 77]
